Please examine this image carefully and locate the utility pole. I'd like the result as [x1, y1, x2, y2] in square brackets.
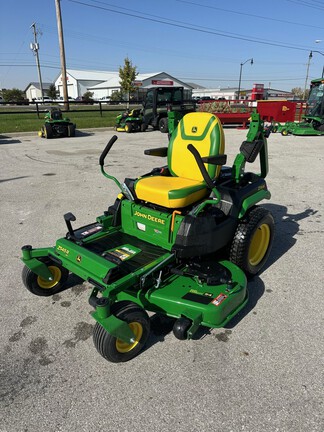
[30, 23, 44, 102]
[55, 0, 69, 110]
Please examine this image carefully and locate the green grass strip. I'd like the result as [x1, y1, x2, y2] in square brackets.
[0, 110, 121, 133]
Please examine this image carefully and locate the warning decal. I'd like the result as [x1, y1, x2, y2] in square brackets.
[211, 293, 227, 306]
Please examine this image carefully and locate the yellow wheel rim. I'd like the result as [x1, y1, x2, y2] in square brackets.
[248, 224, 270, 266]
[116, 322, 143, 353]
[37, 266, 62, 289]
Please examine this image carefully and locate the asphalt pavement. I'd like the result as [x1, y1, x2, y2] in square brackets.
[0, 126, 323, 432]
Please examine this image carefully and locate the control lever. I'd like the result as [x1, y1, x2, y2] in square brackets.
[64, 212, 76, 238]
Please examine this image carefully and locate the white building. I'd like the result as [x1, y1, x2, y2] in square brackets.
[192, 86, 294, 101]
[25, 82, 52, 101]
[54, 70, 193, 100]
[192, 87, 239, 100]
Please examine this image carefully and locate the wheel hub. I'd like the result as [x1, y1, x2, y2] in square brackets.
[37, 266, 61, 289]
[248, 224, 270, 266]
[115, 322, 143, 353]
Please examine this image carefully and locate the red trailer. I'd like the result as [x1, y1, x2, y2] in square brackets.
[257, 100, 297, 122]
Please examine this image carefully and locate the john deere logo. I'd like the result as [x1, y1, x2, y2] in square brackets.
[76, 255, 82, 262]
[192, 126, 198, 133]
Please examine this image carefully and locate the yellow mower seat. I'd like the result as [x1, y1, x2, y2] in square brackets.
[134, 112, 225, 208]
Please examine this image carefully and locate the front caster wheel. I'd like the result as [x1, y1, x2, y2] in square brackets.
[230, 206, 275, 276]
[173, 317, 192, 340]
[93, 301, 150, 363]
[22, 262, 69, 296]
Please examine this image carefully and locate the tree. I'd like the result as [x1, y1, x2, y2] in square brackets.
[119, 57, 138, 107]
[47, 84, 58, 100]
[110, 91, 122, 102]
[2, 88, 25, 103]
[291, 87, 309, 100]
[82, 91, 94, 101]
[81, 91, 94, 104]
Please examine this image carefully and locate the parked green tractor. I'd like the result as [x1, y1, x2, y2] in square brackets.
[38, 108, 76, 138]
[273, 78, 324, 136]
[22, 111, 274, 363]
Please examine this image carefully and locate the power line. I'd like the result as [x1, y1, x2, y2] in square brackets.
[67, 0, 315, 53]
[0, 62, 307, 83]
[179, 76, 306, 82]
[177, 0, 324, 30]
[0, 64, 60, 69]
[285, 0, 324, 10]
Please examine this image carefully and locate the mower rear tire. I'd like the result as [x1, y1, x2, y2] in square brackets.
[281, 129, 288, 136]
[125, 123, 133, 133]
[44, 123, 53, 139]
[93, 301, 150, 363]
[317, 123, 324, 132]
[67, 124, 76, 137]
[229, 206, 275, 276]
[22, 262, 69, 296]
[159, 117, 169, 133]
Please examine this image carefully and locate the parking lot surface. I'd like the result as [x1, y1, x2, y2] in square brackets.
[1, 126, 323, 432]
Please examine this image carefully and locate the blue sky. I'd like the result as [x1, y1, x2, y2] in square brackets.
[1, 0, 324, 91]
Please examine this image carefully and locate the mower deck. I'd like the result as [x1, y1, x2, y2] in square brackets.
[22, 216, 247, 336]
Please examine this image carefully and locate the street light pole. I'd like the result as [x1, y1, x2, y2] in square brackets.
[312, 50, 324, 78]
[238, 58, 253, 100]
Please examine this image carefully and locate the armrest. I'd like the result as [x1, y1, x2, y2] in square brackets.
[201, 154, 227, 165]
[144, 147, 168, 157]
[240, 140, 263, 163]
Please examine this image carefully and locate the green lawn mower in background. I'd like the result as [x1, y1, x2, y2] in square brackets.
[22, 111, 275, 363]
[39, 108, 76, 138]
[115, 108, 143, 133]
[273, 78, 324, 136]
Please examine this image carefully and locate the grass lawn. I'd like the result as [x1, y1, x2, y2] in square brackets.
[0, 109, 121, 133]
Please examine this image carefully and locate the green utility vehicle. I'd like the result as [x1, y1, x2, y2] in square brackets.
[141, 86, 196, 133]
[21, 111, 274, 363]
[274, 78, 324, 136]
[115, 108, 143, 133]
[38, 107, 76, 138]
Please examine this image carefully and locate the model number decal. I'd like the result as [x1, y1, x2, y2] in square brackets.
[57, 245, 70, 255]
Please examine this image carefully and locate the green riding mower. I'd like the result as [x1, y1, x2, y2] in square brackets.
[273, 78, 324, 136]
[38, 108, 76, 138]
[115, 108, 143, 133]
[21, 111, 275, 363]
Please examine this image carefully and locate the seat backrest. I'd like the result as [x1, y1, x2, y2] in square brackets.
[51, 109, 63, 120]
[168, 112, 225, 181]
[130, 109, 141, 117]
